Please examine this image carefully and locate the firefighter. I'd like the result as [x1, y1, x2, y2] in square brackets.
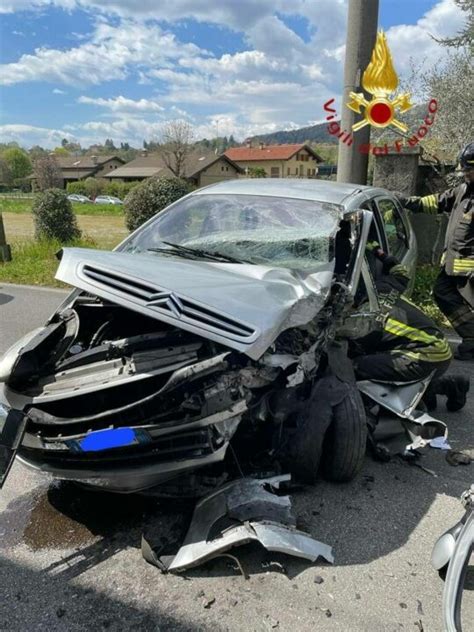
[398, 142, 474, 360]
[351, 243, 469, 411]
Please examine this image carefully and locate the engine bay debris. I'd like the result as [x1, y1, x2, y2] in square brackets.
[141, 475, 334, 573]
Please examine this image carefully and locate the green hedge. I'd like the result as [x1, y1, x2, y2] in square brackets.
[66, 179, 139, 199]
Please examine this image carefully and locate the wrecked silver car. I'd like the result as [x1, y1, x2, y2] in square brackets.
[0, 179, 443, 493]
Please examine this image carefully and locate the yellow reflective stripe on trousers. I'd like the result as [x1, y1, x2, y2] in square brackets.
[394, 346, 452, 362]
[420, 194, 438, 214]
[453, 258, 474, 273]
[385, 318, 452, 362]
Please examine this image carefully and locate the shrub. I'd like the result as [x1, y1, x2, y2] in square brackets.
[83, 177, 107, 200]
[411, 265, 450, 328]
[124, 176, 192, 232]
[104, 180, 139, 199]
[66, 181, 88, 196]
[32, 188, 82, 242]
[12, 177, 32, 192]
[247, 167, 267, 178]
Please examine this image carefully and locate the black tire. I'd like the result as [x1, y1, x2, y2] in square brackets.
[290, 398, 328, 485]
[321, 387, 367, 482]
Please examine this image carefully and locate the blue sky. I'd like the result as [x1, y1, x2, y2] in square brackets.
[0, 0, 466, 148]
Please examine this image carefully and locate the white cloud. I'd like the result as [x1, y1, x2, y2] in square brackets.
[0, 21, 206, 86]
[386, 0, 466, 76]
[0, 124, 76, 147]
[0, 0, 469, 148]
[52, 87, 66, 94]
[78, 95, 165, 113]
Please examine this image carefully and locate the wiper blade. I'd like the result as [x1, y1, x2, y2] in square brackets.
[148, 241, 250, 264]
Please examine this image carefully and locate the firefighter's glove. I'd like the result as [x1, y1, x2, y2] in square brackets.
[366, 241, 384, 258]
[366, 240, 380, 252]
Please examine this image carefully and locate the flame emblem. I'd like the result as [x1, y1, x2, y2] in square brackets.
[347, 31, 412, 132]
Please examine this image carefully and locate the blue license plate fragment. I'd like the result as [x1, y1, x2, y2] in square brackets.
[80, 427, 137, 452]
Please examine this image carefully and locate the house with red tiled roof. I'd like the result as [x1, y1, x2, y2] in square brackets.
[225, 143, 323, 179]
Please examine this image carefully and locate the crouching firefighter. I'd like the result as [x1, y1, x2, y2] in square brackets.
[397, 142, 474, 360]
[350, 243, 469, 412]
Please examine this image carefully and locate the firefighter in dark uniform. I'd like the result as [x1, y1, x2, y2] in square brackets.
[400, 142, 474, 360]
[351, 243, 469, 411]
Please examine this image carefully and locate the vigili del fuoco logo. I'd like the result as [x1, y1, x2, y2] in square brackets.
[323, 31, 438, 155]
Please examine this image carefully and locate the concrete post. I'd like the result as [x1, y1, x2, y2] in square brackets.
[337, 0, 379, 185]
[373, 148, 420, 195]
[0, 213, 12, 262]
[373, 149, 446, 264]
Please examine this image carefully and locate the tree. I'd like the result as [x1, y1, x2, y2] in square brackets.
[419, 51, 473, 159]
[29, 145, 48, 161]
[53, 146, 70, 156]
[2, 147, 32, 180]
[160, 120, 194, 178]
[34, 154, 62, 190]
[0, 158, 13, 186]
[124, 176, 192, 232]
[83, 177, 107, 200]
[434, 0, 473, 50]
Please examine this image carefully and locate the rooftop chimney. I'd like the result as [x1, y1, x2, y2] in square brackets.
[91, 155, 98, 165]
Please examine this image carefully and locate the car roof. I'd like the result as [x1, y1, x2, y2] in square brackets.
[192, 178, 380, 207]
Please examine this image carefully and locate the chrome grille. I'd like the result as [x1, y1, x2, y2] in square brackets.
[81, 265, 256, 341]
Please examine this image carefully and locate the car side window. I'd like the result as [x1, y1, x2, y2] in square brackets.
[377, 198, 408, 259]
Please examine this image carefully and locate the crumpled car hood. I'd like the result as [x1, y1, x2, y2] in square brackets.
[56, 248, 334, 359]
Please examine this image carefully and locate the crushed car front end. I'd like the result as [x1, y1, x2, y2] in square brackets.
[0, 190, 348, 492]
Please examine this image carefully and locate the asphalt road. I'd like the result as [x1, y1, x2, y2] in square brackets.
[0, 283, 472, 632]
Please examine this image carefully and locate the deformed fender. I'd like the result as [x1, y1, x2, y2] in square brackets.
[357, 378, 447, 451]
[141, 475, 334, 573]
[442, 510, 473, 632]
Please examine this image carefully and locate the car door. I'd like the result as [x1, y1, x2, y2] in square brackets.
[371, 195, 418, 292]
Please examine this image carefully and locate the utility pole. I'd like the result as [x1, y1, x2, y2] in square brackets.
[337, 0, 379, 184]
[0, 213, 12, 262]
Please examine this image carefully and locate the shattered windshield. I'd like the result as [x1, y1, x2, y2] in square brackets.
[122, 194, 342, 270]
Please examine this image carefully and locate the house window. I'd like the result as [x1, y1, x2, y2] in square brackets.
[287, 167, 290, 176]
[299, 165, 303, 176]
[221, 166, 225, 171]
[270, 167, 280, 178]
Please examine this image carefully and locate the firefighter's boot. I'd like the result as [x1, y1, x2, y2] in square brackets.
[454, 340, 474, 361]
[431, 375, 470, 412]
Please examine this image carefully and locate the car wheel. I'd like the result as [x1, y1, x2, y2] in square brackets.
[321, 387, 367, 482]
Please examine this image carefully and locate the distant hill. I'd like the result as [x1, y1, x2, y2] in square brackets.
[248, 103, 427, 148]
[250, 121, 337, 146]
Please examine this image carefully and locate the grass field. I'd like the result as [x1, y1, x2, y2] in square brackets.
[0, 198, 124, 216]
[0, 213, 128, 286]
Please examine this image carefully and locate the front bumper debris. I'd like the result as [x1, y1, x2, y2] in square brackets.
[141, 475, 334, 573]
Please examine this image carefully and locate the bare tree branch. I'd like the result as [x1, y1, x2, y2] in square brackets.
[34, 155, 62, 190]
[432, 0, 473, 50]
[160, 120, 194, 178]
